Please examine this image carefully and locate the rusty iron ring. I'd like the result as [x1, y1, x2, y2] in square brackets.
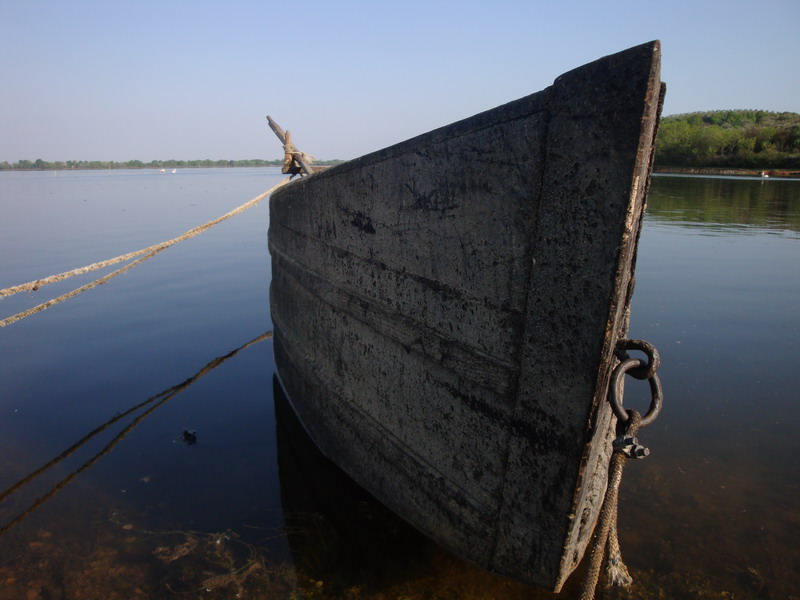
[615, 338, 661, 380]
[609, 357, 663, 427]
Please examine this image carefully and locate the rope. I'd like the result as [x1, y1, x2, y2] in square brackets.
[0, 331, 273, 537]
[0, 247, 167, 328]
[0, 178, 290, 326]
[579, 410, 642, 600]
[1, 178, 289, 298]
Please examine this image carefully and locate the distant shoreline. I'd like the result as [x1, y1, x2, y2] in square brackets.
[0, 165, 285, 172]
[3, 164, 799, 179]
[0, 160, 345, 172]
[655, 166, 800, 178]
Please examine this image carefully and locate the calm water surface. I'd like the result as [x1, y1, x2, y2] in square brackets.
[0, 169, 798, 599]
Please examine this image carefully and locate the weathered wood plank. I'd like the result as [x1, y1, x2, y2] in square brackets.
[267, 115, 315, 176]
[269, 41, 663, 590]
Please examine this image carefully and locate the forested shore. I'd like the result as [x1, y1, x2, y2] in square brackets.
[654, 110, 800, 170]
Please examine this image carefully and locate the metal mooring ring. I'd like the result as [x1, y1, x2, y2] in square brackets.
[615, 339, 661, 380]
[609, 357, 663, 427]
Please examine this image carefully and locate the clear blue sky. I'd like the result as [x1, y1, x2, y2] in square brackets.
[2, 0, 798, 163]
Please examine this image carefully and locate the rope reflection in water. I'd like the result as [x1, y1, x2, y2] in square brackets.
[0, 331, 273, 536]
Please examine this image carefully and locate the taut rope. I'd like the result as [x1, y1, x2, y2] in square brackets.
[0, 178, 290, 328]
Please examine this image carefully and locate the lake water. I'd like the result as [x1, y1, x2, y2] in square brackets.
[0, 169, 798, 599]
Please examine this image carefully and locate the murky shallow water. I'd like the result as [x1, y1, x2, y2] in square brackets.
[0, 169, 798, 598]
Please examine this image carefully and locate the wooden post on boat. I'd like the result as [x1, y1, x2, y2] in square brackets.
[267, 116, 315, 176]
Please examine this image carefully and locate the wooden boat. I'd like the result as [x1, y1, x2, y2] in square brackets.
[268, 41, 663, 591]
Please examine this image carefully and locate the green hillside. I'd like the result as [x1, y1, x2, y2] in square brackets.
[655, 110, 800, 169]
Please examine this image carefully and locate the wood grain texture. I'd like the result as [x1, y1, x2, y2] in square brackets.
[269, 41, 662, 590]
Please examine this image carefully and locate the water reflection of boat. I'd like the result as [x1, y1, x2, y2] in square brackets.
[269, 41, 663, 591]
[274, 377, 433, 589]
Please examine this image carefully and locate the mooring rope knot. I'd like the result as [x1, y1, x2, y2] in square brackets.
[579, 409, 642, 600]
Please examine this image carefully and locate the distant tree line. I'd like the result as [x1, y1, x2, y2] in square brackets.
[654, 110, 800, 169]
[0, 158, 345, 171]
[6, 109, 800, 172]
